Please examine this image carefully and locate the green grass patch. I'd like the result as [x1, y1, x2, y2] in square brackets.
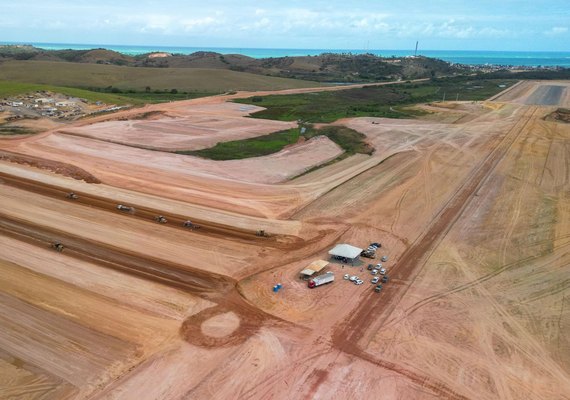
[305, 125, 374, 155]
[0, 125, 36, 135]
[179, 124, 372, 160]
[0, 60, 324, 93]
[0, 80, 138, 105]
[234, 78, 517, 123]
[114, 91, 217, 103]
[179, 128, 300, 160]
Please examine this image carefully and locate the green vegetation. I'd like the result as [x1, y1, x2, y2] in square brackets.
[87, 88, 217, 103]
[0, 80, 138, 105]
[235, 78, 517, 123]
[181, 125, 372, 160]
[305, 125, 374, 155]
[0, 60, 324, 93]
[0, 80, 215, 105]
[0, 125, 36, 135]
[179, 128, 300, 160]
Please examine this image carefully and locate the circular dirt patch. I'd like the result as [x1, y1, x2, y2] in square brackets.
[201, 311, 240, 338]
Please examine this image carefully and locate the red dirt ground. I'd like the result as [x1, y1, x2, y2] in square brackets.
[0, 80, 568, 399]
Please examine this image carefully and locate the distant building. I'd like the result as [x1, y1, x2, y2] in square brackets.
[35, 98, 55, 104]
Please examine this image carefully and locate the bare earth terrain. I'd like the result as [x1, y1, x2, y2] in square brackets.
[0, 80, 569, 399]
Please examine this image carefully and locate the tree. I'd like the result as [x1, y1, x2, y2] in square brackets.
[145, 86, 151, 93]
[170, 89, 178, 94]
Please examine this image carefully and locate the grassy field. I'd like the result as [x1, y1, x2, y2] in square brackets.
[235, 78, 517, 123]
[180, 129, 300, 160]
[0, 80, 140, 105]
[0, 60, 324, 92]
[182, 125, 371, 160]
[305, 125, 373, 154]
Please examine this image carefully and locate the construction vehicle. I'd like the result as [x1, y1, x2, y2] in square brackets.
[154, 215, 167, 224]
[66, 192, 79, 200]
[256, 230, 268, 237]
[52, 242, 64, 252]
[308, 272, 334, 288]
[183, 220, 200, 229]
[116, 204, 134, 212]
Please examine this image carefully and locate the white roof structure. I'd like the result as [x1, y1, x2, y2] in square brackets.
[328, 244, 363, 259]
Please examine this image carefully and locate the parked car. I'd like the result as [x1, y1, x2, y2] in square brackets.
[349, 276, 358, 282]
[344, 274, 350, 280]
[355, 279, 363, 285]
[371, 277, 379, 284]
[381, 255, 388, 262]
[367, 264, 374, 270]
[375, 285, 383, 293]
[375, 263, 383, 269]
[379, 268, 387, 275]
[381, 276, 389, 283]
[371, 269, 378, 275]
[371, 242, 381, 248]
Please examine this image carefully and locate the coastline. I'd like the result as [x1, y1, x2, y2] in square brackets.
[2, 41, 570, 67]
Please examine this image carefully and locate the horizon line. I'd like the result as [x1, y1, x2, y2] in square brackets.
[1, 41, 569, 54]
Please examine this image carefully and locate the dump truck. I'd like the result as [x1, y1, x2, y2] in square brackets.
[117, 204, 134, 212]
[308, 272, 334, 288]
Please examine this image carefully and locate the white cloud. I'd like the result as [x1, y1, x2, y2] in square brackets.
[544, 26, 568, 36]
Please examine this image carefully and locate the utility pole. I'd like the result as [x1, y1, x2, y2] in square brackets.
[456, 93, 459, 101]
[414, 41, 419, 57]
[442, 92, 446, 102]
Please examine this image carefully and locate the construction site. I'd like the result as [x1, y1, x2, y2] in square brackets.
[0, 79, 569, 399]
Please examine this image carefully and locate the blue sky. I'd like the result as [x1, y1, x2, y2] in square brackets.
[2, 0, 569, 51]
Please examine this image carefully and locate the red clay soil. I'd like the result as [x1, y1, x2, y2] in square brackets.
[331, 106, 538, 399]
[0, 150, 100, 183]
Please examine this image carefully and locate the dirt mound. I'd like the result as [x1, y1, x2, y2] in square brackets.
[544, 107, 570, 123]
[0, 150, 100, 183]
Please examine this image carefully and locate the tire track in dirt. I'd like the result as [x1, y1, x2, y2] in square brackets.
[0, 170, 300, 248]
[330, 106, 539, 399]
[499, 161, 533, 265]
[390, 186, 410, 235]
[396, 238, 570, 322]
[0, 215, 303, 350]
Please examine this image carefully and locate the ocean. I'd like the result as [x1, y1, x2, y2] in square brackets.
[3, 42, 570, 67]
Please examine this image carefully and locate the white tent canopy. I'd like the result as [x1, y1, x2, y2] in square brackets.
[328, 244, 363, 259]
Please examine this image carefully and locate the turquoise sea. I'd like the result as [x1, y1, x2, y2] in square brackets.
[3, 42, 570, 67]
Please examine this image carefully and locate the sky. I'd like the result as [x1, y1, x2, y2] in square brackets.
[1, 0, 569, 51]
